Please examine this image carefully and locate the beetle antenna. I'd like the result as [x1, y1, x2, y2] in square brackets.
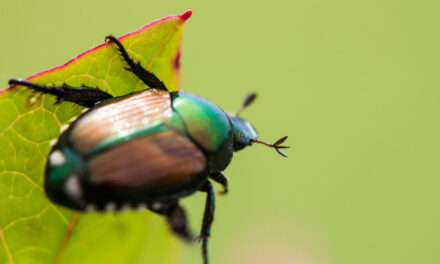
[250, 136, 289, 157]
[235, 92, 257, 117]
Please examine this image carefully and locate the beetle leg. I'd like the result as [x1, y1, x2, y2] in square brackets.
[8, 79, 113, 107]
[198, 181, 215, 264]
[149, 202, 193, 241]
[165, 203, 194, 241]
[210, 172, 228, 194]
[105, 34, 168, 91]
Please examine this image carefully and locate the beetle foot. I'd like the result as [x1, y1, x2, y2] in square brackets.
[218, 188, 228, 195]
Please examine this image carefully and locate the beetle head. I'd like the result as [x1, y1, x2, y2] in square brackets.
[230, 115, 259, 151]
[230, 93, 289, 157]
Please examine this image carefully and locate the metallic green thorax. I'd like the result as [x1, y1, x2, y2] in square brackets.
[171, 92, 234, 172]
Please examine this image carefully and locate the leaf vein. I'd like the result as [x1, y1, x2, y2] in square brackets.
[52, 212, 80, 264]
[13, 246, 52, 255]
[0, 229, 14, 264]
[0, 171, 69, 225]
[3, 207, 49, 231]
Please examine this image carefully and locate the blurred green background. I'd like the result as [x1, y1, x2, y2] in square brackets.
[1, 0, 439, 263]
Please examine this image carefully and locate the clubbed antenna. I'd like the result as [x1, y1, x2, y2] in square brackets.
[251, 136, 289, 157]
[235, 92, 257, 116]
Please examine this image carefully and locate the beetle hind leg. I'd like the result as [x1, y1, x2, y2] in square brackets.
[105, 34, 168, 91]
[166, 204, 193, 241]
[8, 79, 113, 107]
[149, 202, 193, 241]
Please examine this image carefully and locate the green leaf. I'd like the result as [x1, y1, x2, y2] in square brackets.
[0, 10, 192, 264]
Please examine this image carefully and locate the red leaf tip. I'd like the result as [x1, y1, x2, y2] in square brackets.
[180, 10, 193, 21]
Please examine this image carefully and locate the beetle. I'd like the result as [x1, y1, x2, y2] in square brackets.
[8, 34, 288, 264]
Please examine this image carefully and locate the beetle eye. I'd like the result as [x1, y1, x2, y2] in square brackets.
[234, 137, 248, 151]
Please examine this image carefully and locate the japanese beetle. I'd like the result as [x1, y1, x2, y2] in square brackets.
[8, 34, 288, 264]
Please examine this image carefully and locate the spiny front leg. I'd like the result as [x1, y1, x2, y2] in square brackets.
[105, 34, 168, 91]
[198, 181, 215, 264]
[8, 79, 113, 107]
